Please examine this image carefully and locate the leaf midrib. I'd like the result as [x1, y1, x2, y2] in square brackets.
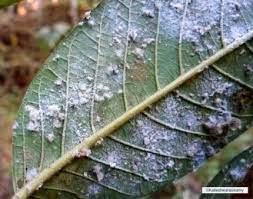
[13, 30, 253, 199]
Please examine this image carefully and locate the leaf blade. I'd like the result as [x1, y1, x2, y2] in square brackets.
[13, 30, 253, 199]
[12, 0, 253, 198]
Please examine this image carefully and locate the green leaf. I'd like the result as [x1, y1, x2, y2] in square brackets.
[199, 128, 253, 199]
[203, 148, 253, 199]
[0, 0, 20, 8]
[12, 0, 253, 198]
[193, 127, 253, 187]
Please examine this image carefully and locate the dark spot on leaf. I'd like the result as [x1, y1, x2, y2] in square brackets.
[232, 89, 253, 112]
[202, 115, 241, 136]
[17, 179, 23, 189]
[244, 64, 253, 76]
[130, 60, 148, 82]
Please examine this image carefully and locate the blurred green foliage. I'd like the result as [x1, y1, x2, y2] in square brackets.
[0, 0, 20, 8]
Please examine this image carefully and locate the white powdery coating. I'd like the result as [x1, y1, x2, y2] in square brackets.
[78, 83, 87, 91]
[142, 38, 155, 48]
[25, 105, 41, 132]
[69, 82, 93, 106]
[229, 165, 248, 181]
[142, 7, 155, 18]
[93, 165, 104, 182]
[53, 119, 62, 128]
[128, 28, 138, 42]
[46, 133, 55, 143]
[83, 10, 91, 20]
[94, 83, 114, 102]
[156, 0, 250, 54]
[222, 0, 251, 44]
[54, 79, 63, 86]
[87, 76, 93, 81]
[142, 153, 171, 182]
[95, 138, 104, 146]
[107, 65, 119, 75]
[186, 69, 243, 113]
[25, 105, 40, 118]
[170, 1, 184, 12]
[106, 151, 121, 168]
[26, 168, 38, 182]
[12, 122, 18, 130]
[87, 19, 96, 26]
[46, 104, 64, 128]
[47, 105, 61, 117]
[180, 0, 221, 54]
[136, 116, 181, 154]
[16, 2, 253, 196]
[52, 54, 60, 62]
[167, 160, 175, 168]
[155, 95, 202, 131]
[134, 48, 145, 59]
[75, 148, 91, 158]
[86, 184, 103, 197]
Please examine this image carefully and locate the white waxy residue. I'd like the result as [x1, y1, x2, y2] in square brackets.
[47, 105, 64, 128]
[46, 133, 55, 143]
[26, 168, 38, 182]
[93, 165, 104, 182]
[25, 105, 41, 132]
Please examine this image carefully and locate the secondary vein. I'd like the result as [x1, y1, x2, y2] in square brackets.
[220, 0, 226, 47]
[155, 5, 161, 90]
[178, 0, 189, 75]
[61, 34, 76, 156]
[122, 0, 132, 111]
[212, 64, 253, 90]
[90, 9, 105, 133]
[38, 78, 45, 171]
[22, 111, 26, 185]
[63, 170, 134, 196]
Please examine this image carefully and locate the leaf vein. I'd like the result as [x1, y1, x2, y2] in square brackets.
[38, 78, 45, 171]
[212, 64, 253, 90]
[178, 0, 190, 74]
[122, 0, 132, 111]
[90, 7, 105, 132]
[63, 169, 134, 196]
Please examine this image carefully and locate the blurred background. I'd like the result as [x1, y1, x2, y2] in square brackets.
[0, 0, 88, 197]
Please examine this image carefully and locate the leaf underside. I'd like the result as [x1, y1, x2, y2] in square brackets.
[201, 146, 253, 199]
[13, 0, 253, 198]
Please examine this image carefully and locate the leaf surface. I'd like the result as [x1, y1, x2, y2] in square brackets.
[0, 0, 20, 8]
[12, 0, 253, 198]
[201, 143, 253, 199]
